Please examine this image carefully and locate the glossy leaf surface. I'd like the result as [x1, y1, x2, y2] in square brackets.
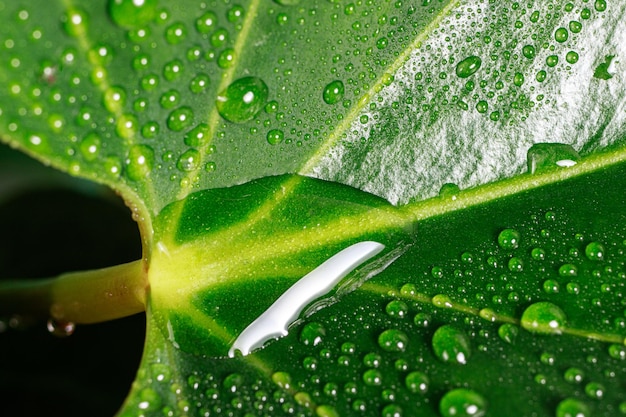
[1, 0, 626, 416]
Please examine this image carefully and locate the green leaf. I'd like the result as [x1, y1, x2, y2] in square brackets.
[1, 0, 626, 416]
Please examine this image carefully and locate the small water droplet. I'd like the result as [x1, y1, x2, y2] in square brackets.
[195, 11, 217, 33]
[378, 329, 409, 352]
[362, 369, 382, 386]
[498, 229, 520, 250]
[176, 149, 200, 172]
[103, 86, 126, 113]
[79, 132, 101, 161]
[299, 322, 325, 346]
[556, 398, 590, 417]
[559, 263, 578, 278]
[522, 45, 536, 59]
[189, 74, 210, 94]
[584, 382, 605, 399]
[585, 242, 605, 261]
[63, 8, 89, 38]
[555, 27, 569, 43]
[266, 129, 284, 145]
[455, 55, 482, 78]
[109, 0, 157, 29]
[271, 371, 291, 389]
[405, 371, 429, 394]
[223, 373, 243, 393]
[167, 106, 194, 131]
[432, 325, 471, 365]
[116, 114, 139, 140]
[439, 388, 487, 417]
[322, 80, 345, 105]
[385, 300, 408, 319]
[165, 22, 187, 44]
[217, 77, 269, 123]
[163, 59, 184, 81]
[521, 302, 567, 335]
[497, 323, 518, 344]
[47, 318, 75, 337]
[125, 144, 155, 181]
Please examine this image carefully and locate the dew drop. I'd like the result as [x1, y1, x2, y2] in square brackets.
[103, 86, 126, 113]
[556, 398, 590, 417]
[299, 322, 325, 346]
[125, 144, 155, 181]
[271, 371, 291, 389]
[47, 318, 75, 337]
[195, 11, 217, 33]
[176, 149, 200, 172]
[163, 59, 184, 81]
[116, 114, 139, 140]
[498, 229, 520, 250]
[190, 74, 210, 94]
[362, 369, 382, 386]
[267, 129, 284, 145]
[497, 323, 518, 344]
[385, 300, 408, 318]
[378, 329, 409, 352]
[405, 371, 429, 394]
[322, 80, 345, 105]
[585, 242, 605, 261]
[167, 106, 194, 131]
[522, 45, 536, 59]
[527, 143, 580, 174]
[109, 0, 158, 29]
[521, 302, 567, 335]
[217, 77, 269, 123]
[584, 382, 605, 399]
[184, 123, 210, 147]
[455, 56, 482, 78]
[165, 22, 187, 44]
[141, 121, 159, 138]
[79, 132, 101, 161]
[566, 51, 579, 65]
[223, 373, 243, 393]
[564, 367, 584, 384]
[432, 325, 471, 365]
[439, 389, 487, 417]
[555, 27, 569, 43]
[508, 257, 524, 272]
[63, 8, 89, 38]
[363, 352, 381, 368]
[559, 263, 578, 278]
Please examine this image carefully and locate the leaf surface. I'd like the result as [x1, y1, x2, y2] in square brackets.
[1, 0, 626, 416]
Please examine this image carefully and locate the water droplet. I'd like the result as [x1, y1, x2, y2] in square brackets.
[189, 74, 210, 94]
[385, 300, 408, 318]
[559, 263, 578, 277]
[543, 279, 560, 294]
[183, 123, 209, 147]
[497, 323, 518, 344]
[217, 77, 269, 123]
[141, 121, 159, 138]
[555, 27, 569, 43]
[564, 367, 584, 384]
[165, 22, 187, 44]
[177, 149, 200, 172]
[63, 8, 88, 38]
[531, 247, 546, 261]
[585, 242, 605, 261]
[584, 382, 605, 399]
[47, 318, 75, 337]
[274, 0, 301, 5]
[267, 129, 284, 145]
[195, 11, 217, 33]
[556, 398, 590, 417]
[271, 371, 291, 389]
[521, 302, 567, 335]
[522, 45, 536, 59]
[116, 114, 139, 140]
[103, 86, 126, 113]
[405, 371, 429, 394]
[378, 329, 409, 352]
[432, 325, 471, 365]
[218, 48, 236, 68]
[527, 143, 580, 174]
[223, 373, 243, 393]
[498, 229, 520, 250]
[455, 55, 482, 78]
[167, 106, 194, 131]
[362, 369, 382, 386]
[322, 80, 345, 105]
[439, 389, 487, 417]
[299, 322, 325, 346]
[125, 144, 155, 181]
[79, 132, 101, 161]
[566, 51, 579, 65]
[546, 55, 559, 67]
[508, 257, 524, 272]
[105, 156, 122, 178]
[109, 0, 157, 29]
[609, 344, 626, 360]
[363, 352, 381, 368]
[475, 100, 488, 114]
[159, 89, 180, 109]
[163, 59, 184, 81]
[150, 363, 171, 383]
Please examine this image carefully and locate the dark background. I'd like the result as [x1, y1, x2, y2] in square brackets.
[0, 143, 145, 416]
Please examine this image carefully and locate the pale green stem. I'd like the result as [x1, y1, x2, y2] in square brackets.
[0, 260, 147, 324]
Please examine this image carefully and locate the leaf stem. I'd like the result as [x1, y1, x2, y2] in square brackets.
[0, 260, 148, 324]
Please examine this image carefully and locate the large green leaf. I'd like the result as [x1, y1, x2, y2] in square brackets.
[1, 0, 626, 416]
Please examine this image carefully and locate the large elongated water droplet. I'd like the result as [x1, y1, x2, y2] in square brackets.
[439, 389, 487, 417]
[455, 56, 482, 78]
[432, 325, 471, 364]
[217, 77, 268, 123]
[521, 302, 567, 334]
[527, 143, 580, 174]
